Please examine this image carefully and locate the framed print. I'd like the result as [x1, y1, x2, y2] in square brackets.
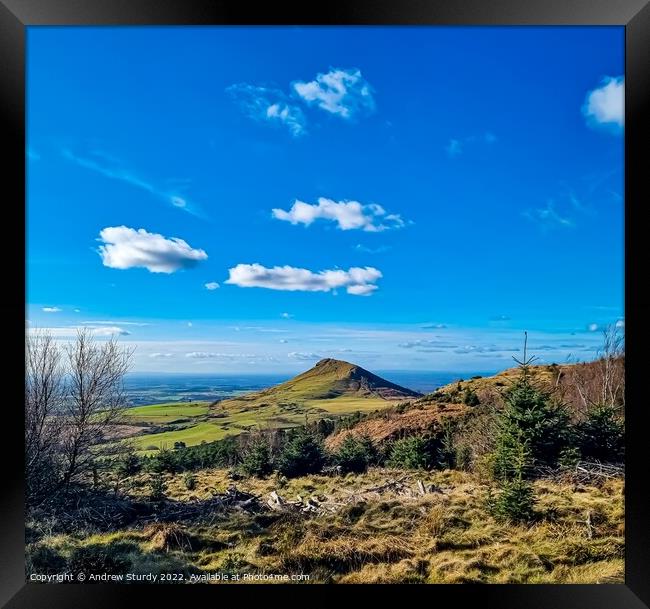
[2, 0, 649, 606]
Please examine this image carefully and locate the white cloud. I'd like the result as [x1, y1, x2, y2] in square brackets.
[149, 352, 173, 358]
[42, 307, 61, 313]
[281, 312, 293, 319]
[187, 322, 193, 327]
[279, 339, 289, 344]
[582, 76, 624, 130]
[346, 284, 378, 296]
[292, 68, 375, 119]
[73, 308, 81, 313]
[97, 226, 208, 274]
[616, 319, 625, 329]
[205, 282, 220, 290]
[226, 263, 382, 296]
[588, 323, 600, 332]
[272, 198, 406, 232]
[185, 351, 218, 359]
[227, 84, 306, 136]
[288, 352, 322, 361]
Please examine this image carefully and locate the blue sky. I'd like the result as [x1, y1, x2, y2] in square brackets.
[26, 26, 624, 373]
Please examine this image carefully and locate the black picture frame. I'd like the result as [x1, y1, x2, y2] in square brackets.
[2, 0, 648, 606]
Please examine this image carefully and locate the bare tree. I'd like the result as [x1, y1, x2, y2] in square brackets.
[59, 329, 133, 487]
[25, 330, 64, 501]
[596, 324, 625, 408]
[566, 324, 625, 416]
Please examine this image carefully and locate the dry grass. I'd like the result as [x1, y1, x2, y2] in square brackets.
[27, 469, 624, 584]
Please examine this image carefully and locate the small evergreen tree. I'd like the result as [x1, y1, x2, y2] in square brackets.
[335, 434, 377, 474]
[488, 333, 541, 522]
[577, 404, 624, 462]
[437, 422, 456, 469]
[149, 472, 167, 501]
[388, 436, 432, 470]
[277, 428, 325, 478]
[149, 447, 178, 473]
[116, 451, 141, 478]
[240, 435, 273, 478]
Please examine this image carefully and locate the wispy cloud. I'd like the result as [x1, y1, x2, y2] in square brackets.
[354, 244, 391, 254]
[292, 68, 375, 119]
[226, 263, 382, 296]
[281, 312, 293, 319]
[81, 320, 149, 326]
[446, 139, 462, 158]
[288, 351, 322, 361]
[273, 198, 407, 232]
[97, 226, 208, 274]
[205, 282, 220, 290]
[42, 307, 61, 313]
[28, 325, 130, 337]
[149, 352, 173, 358]
[582, 76, 624, 132]
[524, 201, 573, 229]
[62, 148, 206, 218]
[446, 132, 496, 158]
[227, 84, 306, 137]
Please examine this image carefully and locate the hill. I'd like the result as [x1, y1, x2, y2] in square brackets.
[325, 358, 624, 450]
[123, 359, 421, 453]
[212, 358, 421, 411]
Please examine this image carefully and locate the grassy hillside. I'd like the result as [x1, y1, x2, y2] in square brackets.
[214, 358, 420, 410]
[28, 468, 624, 584]
[118, 359, 419, 454]
[325, 359, 624, 451]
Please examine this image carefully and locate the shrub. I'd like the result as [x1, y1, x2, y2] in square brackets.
[68, 543, 134, 576]
[240, 435, 273, 478]
[116, 451, 141, 478]
[577, 405, 624, 462]
[149, 448, 178, 474]
[463, 387, 480, 407]
[558, 446, 581, 469]
[388, 436, 433, 470]
[183, 472, 197, 490]
[455, 444, 472, 471]
[149, 472, 167, 501]
[335, 435, 377, 474]
[276, 428, 325, 478]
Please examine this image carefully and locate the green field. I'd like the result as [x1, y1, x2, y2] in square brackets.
[128, 422, 233, 452]
[124, 402, 210, 423]
[124, 395, 393, 454]
[303, 396, 389, 414]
